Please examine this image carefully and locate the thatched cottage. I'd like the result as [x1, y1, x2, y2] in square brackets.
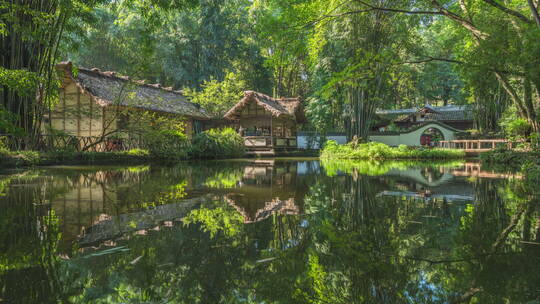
[224, 91, 305, 153]
[48, 62, 209, 143]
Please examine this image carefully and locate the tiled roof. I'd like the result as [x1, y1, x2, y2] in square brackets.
[377, 105, 472, 122]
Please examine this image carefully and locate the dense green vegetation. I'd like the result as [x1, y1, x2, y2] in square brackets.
[321, 140, 465, 160]
[189, 128, 245, 159]
[2, 0, 540, 145]
[0, 127, 245, 168]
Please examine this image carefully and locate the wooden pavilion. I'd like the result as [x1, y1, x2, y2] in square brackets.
[224, 91, 305, 155]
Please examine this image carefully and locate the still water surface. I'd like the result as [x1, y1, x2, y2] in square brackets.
[0, 159, 539, 303]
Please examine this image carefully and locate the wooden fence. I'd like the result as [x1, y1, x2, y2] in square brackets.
[436, 139, 513, 152]
[0, 134, 171, 152]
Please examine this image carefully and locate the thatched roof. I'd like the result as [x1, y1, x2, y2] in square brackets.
[224, 91, 305, 122]
[55, 61, 210, 120]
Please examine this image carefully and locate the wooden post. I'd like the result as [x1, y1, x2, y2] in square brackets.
[77, 90, 81, 137]
[62, 89, 66, 132]
[89, 93, 93, 137]
[270, 116, 273, 148]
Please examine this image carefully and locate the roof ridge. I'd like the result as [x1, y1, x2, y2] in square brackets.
[55, 61, 209, 119]
[58, 61, 182, 95]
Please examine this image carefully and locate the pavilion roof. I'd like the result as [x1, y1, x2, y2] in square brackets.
[224, 91, 306, 122]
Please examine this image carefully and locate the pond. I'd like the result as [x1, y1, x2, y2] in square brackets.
[0, 159, 539, 303]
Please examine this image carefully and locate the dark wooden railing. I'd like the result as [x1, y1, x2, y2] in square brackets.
[243, 136, 297, 149]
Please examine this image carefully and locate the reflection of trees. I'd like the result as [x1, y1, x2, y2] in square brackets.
[435, 178, 540, 303]
[0, 174, 64, 303]
[1, 162, 539, 303]
[280, 169, 540, 303]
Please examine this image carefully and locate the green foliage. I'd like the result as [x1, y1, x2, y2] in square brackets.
[305, 97, 334, 134]
[204, 169, 243, 188]
[321, 140, 465, 160]
[521, 161, 540, 193]
[503, 118, 530, 139]
[190, 128, 244, 159]
[126, 148, 150, 157]
[0, 149, 40, 167]
[183, 203, 244, 238]
[479, 148, 540, 173]
[0, 106, 25, 137]
[131, 112, 189, 159]
[0, 67, 39, 97]
[183, 72, 246, 117]
[66, 0, 271, 92]
[321, 158, 464, 177]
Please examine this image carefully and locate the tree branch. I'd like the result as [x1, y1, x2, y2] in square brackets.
[429, 0, 489, 40]
[350, 0, 489, 40]
[352, 0, 443, 15]
[481, 0, 532, 24]
[399, 56, 525, 76]
[527, 0, 540, 28]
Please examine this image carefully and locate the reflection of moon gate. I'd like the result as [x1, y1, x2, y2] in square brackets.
[384, 168, 455, 187]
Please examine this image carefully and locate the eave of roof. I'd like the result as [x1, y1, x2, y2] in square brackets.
[224, 91, 304, 122]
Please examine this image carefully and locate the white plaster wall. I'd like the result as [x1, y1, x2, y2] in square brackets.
[369, 135, 401, 146]
[297, 135, 347, 149]
[369, 123, 457, 146]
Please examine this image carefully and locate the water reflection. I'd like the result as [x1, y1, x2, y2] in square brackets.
[0, 160, 539, 303]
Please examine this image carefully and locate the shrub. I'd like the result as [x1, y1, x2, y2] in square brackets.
[18, 151, 40, 165]
[321, 140, 465, 160]
[504, 118, 530, 139]
[126, 148, 151, 157]
[140, 127, 189, 159]
[190, 128, 245, 159]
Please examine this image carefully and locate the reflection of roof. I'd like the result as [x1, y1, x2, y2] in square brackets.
[226, 197, 299, 223]
[56, 61, 210, 119]
[224, 91, 305, 122]
[377, 190, 473, 202]
[377, 105, 471, 122]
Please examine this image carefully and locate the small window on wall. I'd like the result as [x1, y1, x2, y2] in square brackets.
[118, 113, 129, 130]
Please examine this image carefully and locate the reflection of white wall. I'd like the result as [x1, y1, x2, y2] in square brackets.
[369, 123, 457, 147]
[298, 135, 347, 149]
[296, 161, 321, 175]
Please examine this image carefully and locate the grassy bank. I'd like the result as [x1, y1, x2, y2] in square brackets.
[0, 128, 246, 169]
[320, 140, 465, 160]
[0, 149, 170, 168]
